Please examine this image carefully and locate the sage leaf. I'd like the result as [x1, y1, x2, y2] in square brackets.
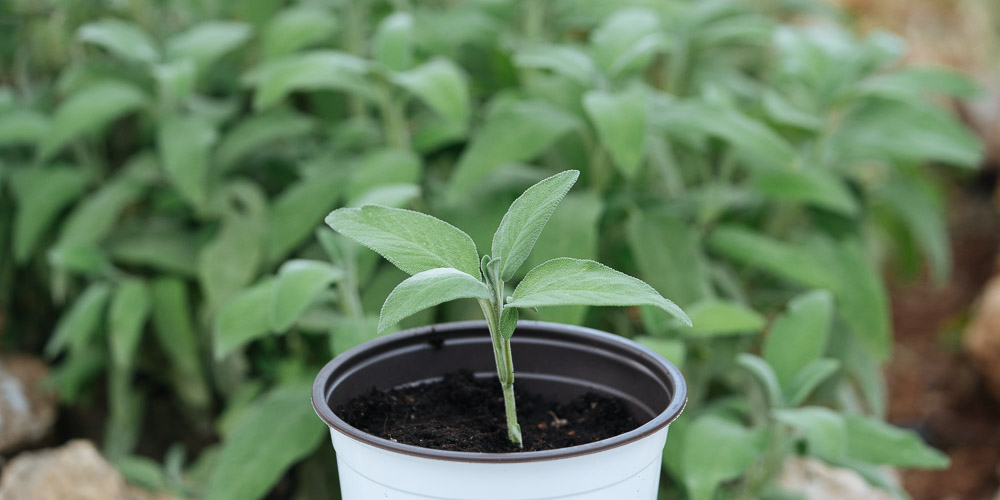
[0, 109, 47, 146]
[590, 7, 665, 77]
[40, 81, 147, 160]
[330, 316, 380, 355]
[11, 166, 90, 263]
[244, 51, 371, 110]
[682, 414, 766, 500]
[373, 12, 414, 71]
[45, 282, 112, 358]
[271, 260, 343, 333]
[150, 278, 211, 411]
[379, 268, 489, 333]
[514, 44, 597, 86]
[736, 353, 784, 408]
[392, 59, 470, 124]
[844, 414, 949, 468]
[498, 306, 518, 340]
[158, 113, 216, 211]
[508, 258, 691, 326]
[167, 21, 252, 69]
[78, 19, 160, 64]
[325, 205, 481, 278]
[785, 358, 841, 407]
[492, 170, 579, 281]
[266, 169, 346, 265]
[684, 299, 764, 337]
[763, 290, 834, 388]
[626, 211, 710, 308]
[773, 407, 846, 460]
[214, 278, 275, 359]
[262, 6, 337, 60]
[583, 88, 646, 177]
[109, 278, 151, 369]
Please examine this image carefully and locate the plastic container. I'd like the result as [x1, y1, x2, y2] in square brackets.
[312, 320, 687, 500]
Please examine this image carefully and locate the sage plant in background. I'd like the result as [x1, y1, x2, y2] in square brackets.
[326, 170, 691, 445]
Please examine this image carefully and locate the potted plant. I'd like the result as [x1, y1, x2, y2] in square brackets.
[312, 170, 691, 499]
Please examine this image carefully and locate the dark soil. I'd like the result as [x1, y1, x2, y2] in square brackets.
[336, 371, 639, 453]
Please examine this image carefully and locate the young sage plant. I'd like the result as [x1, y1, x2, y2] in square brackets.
[325, 170, 691, 446]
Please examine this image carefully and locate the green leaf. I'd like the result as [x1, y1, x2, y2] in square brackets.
[634, 335, 686, 367]
[392, 59, 470, 124]
[158, 114, 216, 211]
[150, 278, 211, 411]
[854, 67, 981, 101]
[751, 168, 859, 216]
[0, 109, 48, 146]
[447, 99, 579, 201]
[499, 306, 519, 340]
[875, 176, 949, 283]
[205, 381, 326, 500]
[590, 7, 666, 77]
[491, 170, 579, 281]
[785, 358, 840, 407]
[514, 44, 597, 86]
[763, 290, 834, 388]
[682, 414, 766, 500]
[244, 51, 371, 110]
[215, 110, 315, 172]
[11, 166, 90, 262]
[167, 21, 252, 69]
[271, 260, 343, 333]
[844, 414, 949, 468]
[262, 6, 337, 60]
[214, 278, 275, 359]
[684, 299, 764, 337]
[626, 211, 710, 308]
[198, 185, 267, 310]
[109, 279, 151, 368]
[152, 59, 197, 103]
[45, 282, 112, 358]
[77, 18, 160, 63]
[773, 407, 846, 460]
[330, 316, 379, 355]
[325, 204, 481, 278]
[266, 168, 346, 264]
[707, 226, 838, 290]
[107, 224, 199, 276]
[736, 353, 784, 407]
[583, 88, 646, 177]
[379, 268, 489, 332]
[822, 239, 890, 361]
[54, 165, 148, 251]
[40, 81, 147, 159]
[346, 149, 422, 204]
[373, 12, 414, 71]
[508, 258, 690, 325]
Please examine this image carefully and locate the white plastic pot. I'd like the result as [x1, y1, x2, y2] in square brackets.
[312, 320, 687, 500]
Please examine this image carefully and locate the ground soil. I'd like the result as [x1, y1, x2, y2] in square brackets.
[886, 172, 1000, 500]
[336, 370, 639, 453]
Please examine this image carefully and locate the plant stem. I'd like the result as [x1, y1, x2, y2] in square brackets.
[478, 293, 522, 447]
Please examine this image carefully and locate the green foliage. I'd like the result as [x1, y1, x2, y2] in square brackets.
[1, 0, 973, 497]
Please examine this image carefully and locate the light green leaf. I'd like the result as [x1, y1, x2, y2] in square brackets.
[45, 282, 112, 358]
[262, 6, 337, 60]
[271, 260, 343, 333]
[844, 414, 949, 468]
[11, 166, 90, 262]
[590, 7, 666, 77]
[215, 110, 315, 172]
[198, 186, 267, 310]
[821, 239, 890, 361]
[514, 44, 597, 86]
[205, 381, 326, 500]
[854, 67, 981, 101]
[584, 88, 646, 177]
[107, 224, 199, 276]
[773, 407, 846, 460]
[325, 204, 481, 278]
[40, 81, 147, 159]
[244, 51, 371, 109]
[763, 290, 834, 388]
[0, 109, 48, 146]
[682, 415, 766, 500]
[626, 211, 710, 308]
[346, 149, 422, 204]
[492, 170, 579, 281]
[499, 306, 518, 340]
[214, 278, 275, 359]
[109, 279, 151, 368]
[373, 12, 414, 71]
[54, 165, 148, 251]
[634, 335, 686, 367]
[153, 59, 197, 103]
[392, 59, 469, 124]
[349, 184, 420, 208]
[737, 353, 784, 407]
[707, 226, 838, 290]
[150, 278, 211, 411]
[266, 168, 346, 264]
[751, 168, 859, 216]
[78, 18, 160, 63]
[167, 21, 252, 69]
[785, 358, 840, 407]
[875, 176, 949, 283]
[330, 316, 379, 355]
[158, 114, 216, 211]
[684, 299, 764, 337]
[447, 99, 579, 201]
[508, 258, 690, 325]
[379, 268, 489, 332]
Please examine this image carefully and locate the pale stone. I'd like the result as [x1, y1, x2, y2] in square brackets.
[777, 456, 897, 500]
[0, 355, 57, 453]
[964, 276, 1000, 401]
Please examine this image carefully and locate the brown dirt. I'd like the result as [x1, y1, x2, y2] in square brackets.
[336, 370, 639, 453]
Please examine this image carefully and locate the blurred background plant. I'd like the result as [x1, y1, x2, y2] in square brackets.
[0, 0, 991, 499]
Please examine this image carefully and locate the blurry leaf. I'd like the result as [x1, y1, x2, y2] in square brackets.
[244, 51, 372, 109]
[379, 268, 489, 332]
[346, 149, 422, 204]
[785, 358, 840, 407]
[198, 186, 267, 310]
[54, 166, 147, 250]
[0, 109, 48, 146]
[737, 353, 784, 407]
[45, 282, 112, 358]
[844, 414, 949, 468]
[330, 316, 379, 355]
[214, 278, 275, 359]
[819, 239, 890, 361]
[751, 168, 859, 216]
[492, 170, 579, 281]
[40, 81, 147, 159]
[509, 258, 691, 325]
[392, 59, 470, 124]
[48, 243, 110, 275]
[107, 225, 200, 276]
[762, 91, 823, 131]
[627, 211, 710, 308]
[11, 166, 90, 262]
[373, 12, 414, 71]
[167, 21, 252, 69]
[109, 278, 151, 368]
[272, 260, 343, 332]
[763, 290, 834, 388]
[153, 59, 197, 103]
[514, 44, 597, 86]
[325, 205, 481, 278]
[584, 88, 646, 177]
[590, 7, 666, 77]
[448, 99, 579, 201]
[266, 168, 346, 264]
[854, 67, 980, 101]
[348, 184, 420, 208]
[875, 176, 949, 283]
[78, 18, 159, 63]
[773, 407, 846, 460]
[262, 6, 337, 60]
[682, 414, 766, 500]
[205, 381, 326, 500]
[115, 456, 166, 492]
[215, 110, 315, 171]
[635, 335, 686, 366]
[158, 114, 217, 211]
[684, 299, 764, 337]
[707, 226, 838, 289]
[150, 278, 211, 411]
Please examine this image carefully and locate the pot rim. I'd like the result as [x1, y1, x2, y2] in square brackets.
[311, 320, 687, 463]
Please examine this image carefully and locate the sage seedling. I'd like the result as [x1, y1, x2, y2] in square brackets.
[325, 170, 691, 446]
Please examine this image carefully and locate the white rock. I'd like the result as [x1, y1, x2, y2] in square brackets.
[777, 456, 897, 500]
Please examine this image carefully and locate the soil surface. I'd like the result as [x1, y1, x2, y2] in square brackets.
[337, 371, 639, 453]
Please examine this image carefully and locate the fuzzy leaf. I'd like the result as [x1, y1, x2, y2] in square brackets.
[736, 353, 784, 408]
[41, 81, 147, 159]
[626, 211, 710, 308]
[773, 407, 846, 460]
[244, 51, 371, 109]
[379, 268, 489, 332]
[392, 59, 469, 124]
[763, 290, 834, 388]
[158, 114, 216, 211]
[583, 89, 646, 177]
[214, 278, 275, 359]
[262, 6, 337, 60]
[684, 299, 764, 336]
[514, 44, 597, 85]
[786, 358, 841, 407]
[682, 415, 766, 500]
[844, 414, 949, 468]
[373, 12, 414, 71]
[78, 19, 160, 63]
[271, 260, 343, 332]
[167, 21, 252, 69]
